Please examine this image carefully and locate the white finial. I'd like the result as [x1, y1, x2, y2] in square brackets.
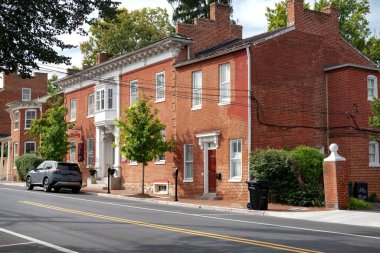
[324, 143, 346, 161]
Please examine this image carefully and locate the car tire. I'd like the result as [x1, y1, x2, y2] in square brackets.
[72, 187, 80, 194]
[54, 187, 60, 192]
[43, 177, 52, 192]
[26, 176, 34, 190]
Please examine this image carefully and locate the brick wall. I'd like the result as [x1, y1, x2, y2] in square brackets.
[0, 72, 47, 135]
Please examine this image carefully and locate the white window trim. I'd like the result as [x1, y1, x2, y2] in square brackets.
[229, 139, 242, 182]
[13, 142, 18, 158]
[183, 144, 194, 182]
[155, 72, 165, 103]
[219, 63, 231, 106]
[24, 109, 36, 129]
[130, 80, 138, 107]
[70, 99, 76, 122]
[192, 71, 202, 110]
[107, 88, 113, 109]
[129, 160, 138, 166]
[369, 141, 380, 167]
[153, 182, 169, 194]
[87, 138, 94, 165]
[87, 93, 95, 117]
[95, 89, 105, 112]
[14, 111, 19, 131]
[22, 88, 31, 101]
[368, 75, 378, 101]
[24, 141, 36, 155]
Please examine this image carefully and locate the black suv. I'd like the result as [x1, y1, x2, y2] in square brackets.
[26, 161, 82, 193]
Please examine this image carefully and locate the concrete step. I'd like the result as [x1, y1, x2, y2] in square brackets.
[196, 193, 223, 200]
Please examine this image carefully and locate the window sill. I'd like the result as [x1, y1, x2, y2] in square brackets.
[228, 178, 242, 183]
[155, 99, 165, 103]
[183, 179, 193, 183]
[218, 102, 231, 106]
[129, 162, 138, 166]
[191, 107, 202, 111]
[368, 97, 377, 101]
[155, 161, 166, 165]
[87, 115, 94, 118]
[70, 119, 76, 122]
[369, 164, 380, 168]
[14, 129, 19, 131]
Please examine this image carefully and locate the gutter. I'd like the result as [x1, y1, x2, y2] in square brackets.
[246, 45, 252, 185]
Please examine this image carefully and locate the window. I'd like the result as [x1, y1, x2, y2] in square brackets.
[24, 141, 36, 154]
[156, 129, 166, 163]
[230, 139, 242, 181]
[192, 71, 202, 109]
[87, 138, 94, 166]
[368, 75, 378, 101]
[88, 93, 94, 116]
[22, 88, 31, 101]
[130, 80, 138, 106]
[13, 143, 18, 158]
[14, 111, 19, 130]
[369, 141, 379, 166]
[184, 144, 193, 182]
[96, 89, 105, 111]
[156, 72, 165, 102]
[25, 110, 36, 129]
[0, 72, 4, 89]
[70, 99, 76, 121]
[129, 160, 137, 165]
[219, 64, 230, 104]
[70, 142, 76, 162]
[108, 89, 113, 109]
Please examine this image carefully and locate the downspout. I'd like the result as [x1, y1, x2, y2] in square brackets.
[246, 45, 252, 184]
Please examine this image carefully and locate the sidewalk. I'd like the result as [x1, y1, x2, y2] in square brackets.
[2, 181, 380, 228]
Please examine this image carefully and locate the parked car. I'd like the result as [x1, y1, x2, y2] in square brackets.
[26, 161, 82, 193]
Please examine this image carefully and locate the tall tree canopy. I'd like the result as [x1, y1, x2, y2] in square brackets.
[265, 0, 379, 64]
[0, 0, 119, 78]
[80, 8, 174, 66]
[167, 0, 233, 24]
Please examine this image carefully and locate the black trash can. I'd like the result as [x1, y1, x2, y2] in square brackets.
[247, 180, 270, 210]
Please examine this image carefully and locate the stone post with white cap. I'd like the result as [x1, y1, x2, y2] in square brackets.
[323, 143, 348, 209]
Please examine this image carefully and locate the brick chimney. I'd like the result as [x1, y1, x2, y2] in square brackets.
[287, 0, 304, 27]
[176, 2, 242, 60]
[95, 53, 110, 65]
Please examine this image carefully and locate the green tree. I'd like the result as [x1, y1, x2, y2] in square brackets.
[115, 97, 175, 197]
[0, 0, 119, 78]
[363, 36, 380, 66]
[369, 98, 380, 130]
[27, 96, 74, 161]
[265, 0, 369, 51]
[80, 8, 174, 66]
[47, 74, 60, 95]
[167, 0, 233, 24]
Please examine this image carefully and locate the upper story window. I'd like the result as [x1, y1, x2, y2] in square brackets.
[13, 142, 18, 159]
[369, 141, 379, 167]
[184, 144, 194, 182]
[87, 138, 94, 166]
[130, 80, 138, 106]
[219, 64, 231, 105]
[192, 71, 202, 109]
[22, 88, 31, 101]
[368, 75, 378, 101]
[230, 139, 242, 181]
[108, 88, 113, 109]
[24, 141, 36, 154]
[25, 110, 36, 129]
[88, 93, 94, 116]
[96, 89, 105, 111]
[14, 111, 19, 130]
[70, 99, 76, 121]
[156, 72, 165, 102]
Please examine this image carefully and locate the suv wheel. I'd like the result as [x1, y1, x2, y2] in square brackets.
[43, 177, 52, 192]
[26, 177, 34, 190]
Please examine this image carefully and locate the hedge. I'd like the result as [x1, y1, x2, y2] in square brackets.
[15, 155, 44, 181]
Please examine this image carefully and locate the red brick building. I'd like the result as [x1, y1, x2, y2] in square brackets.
[0, 72, 48, 180]
[57, 1, 380, 200]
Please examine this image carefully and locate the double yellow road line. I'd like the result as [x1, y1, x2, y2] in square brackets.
[20, 201, 323, 253]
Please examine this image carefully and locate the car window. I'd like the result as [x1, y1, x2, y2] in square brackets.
[57, 163, 80, 172]
[44, 162, 53, 170]
[36, 162, 45, 170]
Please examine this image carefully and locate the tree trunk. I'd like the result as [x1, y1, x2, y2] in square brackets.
[141, 164, 145, 198]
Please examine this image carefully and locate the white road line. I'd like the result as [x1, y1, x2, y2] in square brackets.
[0, 228, 79, 253]
[0, 242, 35, 248]
[1, 186, 380, 241]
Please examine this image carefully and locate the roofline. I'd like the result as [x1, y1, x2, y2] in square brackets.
[340, 36, 377, 67]
[174, 26, 295, 68]
[324, 63, 380, 72]
[55, 36, 193, 85]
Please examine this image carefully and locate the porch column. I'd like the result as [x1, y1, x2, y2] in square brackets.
[0, 142, 4, 176]
[203, 143, 209, 194]
[113, 128, 120, 175]
[95, 127, 102, 176]
[6, 141, 11, 181]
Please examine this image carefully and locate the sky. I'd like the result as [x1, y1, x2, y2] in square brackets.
[48, 0, 380, 74]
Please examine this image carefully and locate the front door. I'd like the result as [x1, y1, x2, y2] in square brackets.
[208, 149, 216, 193]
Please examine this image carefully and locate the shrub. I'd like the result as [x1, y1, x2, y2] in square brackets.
[15, 155, 44, 181]
[368, 193, 378, 203]
[347, 197, 372, 210]
[249, 147, 325, 207]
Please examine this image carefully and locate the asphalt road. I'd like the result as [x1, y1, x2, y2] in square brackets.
[0, 185, 379, 253]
